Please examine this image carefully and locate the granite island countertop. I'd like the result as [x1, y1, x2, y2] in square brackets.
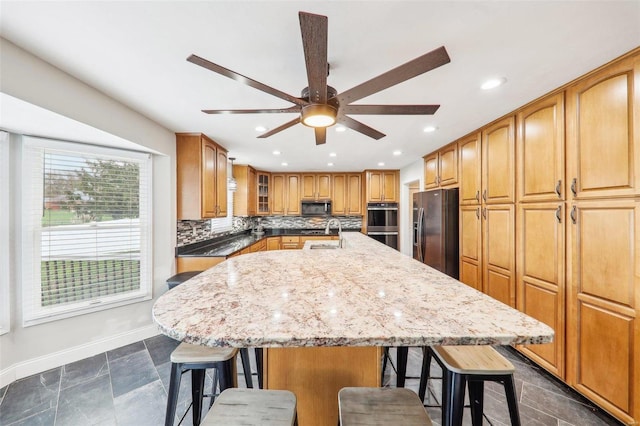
[154, 232, 554, 348]
[176, 228, 358, 257]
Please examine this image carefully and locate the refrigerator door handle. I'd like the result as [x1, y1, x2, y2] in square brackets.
[417, 207, 425, 262]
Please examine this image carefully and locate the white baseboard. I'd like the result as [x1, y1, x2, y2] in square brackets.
[0, 324, 160, 389]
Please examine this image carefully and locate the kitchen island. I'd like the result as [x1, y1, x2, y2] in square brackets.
[153, 232, 553, 425]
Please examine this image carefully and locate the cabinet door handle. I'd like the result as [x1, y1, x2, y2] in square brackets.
[482, 189, 487, 202]
[475, 207, 480, 219]
[570, 205, 577, 224]
[475, 190, 480, 202]
[571, 178, 577, 197]
[482, 207, 487, 219]
[555, 180, 562, 198]
[555, 205, 562, 223]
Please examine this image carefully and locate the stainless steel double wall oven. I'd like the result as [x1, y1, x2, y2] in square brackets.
[366, 202, 398, 250]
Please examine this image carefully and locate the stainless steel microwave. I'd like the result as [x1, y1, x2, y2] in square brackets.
[301, 200, 332, 216]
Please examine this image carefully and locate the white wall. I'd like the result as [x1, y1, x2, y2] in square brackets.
[0, 38, 176, 387]
[399, 159, 423, 257]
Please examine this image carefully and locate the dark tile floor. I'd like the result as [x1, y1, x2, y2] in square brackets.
[0, 335, 624, 425]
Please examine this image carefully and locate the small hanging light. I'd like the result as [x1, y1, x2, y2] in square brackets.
[228, 157, 237, 192]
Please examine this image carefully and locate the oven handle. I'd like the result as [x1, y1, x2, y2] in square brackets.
[367, 207, 399, 211]
[366, 232, 399, 235]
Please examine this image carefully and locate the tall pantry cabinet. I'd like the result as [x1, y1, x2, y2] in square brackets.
[453, 49, 640, 425]
[515, 92, 566, 379]
[458, 118, 516, 308]
[565, 54, 639, 425]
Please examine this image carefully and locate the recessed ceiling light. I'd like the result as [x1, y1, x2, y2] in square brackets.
[423, 126, 437, 133]
[335, 126, 347, 132]
[378, 162, 385, 167]
[328, 162, 334, 167]
[281, 162, 288, 166]
[272, 150, 281, 155]
[393, 150, 402, 156]
[329, 152, 337, 157]
[255, 125, 268, 132]
[481, 77, 507, 90]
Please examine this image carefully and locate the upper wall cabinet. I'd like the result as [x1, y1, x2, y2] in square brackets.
[424, 142, 458, 189]
[233, 165, 257, 216]
[271, 174, 301, 215]
[517, 93, 565, 203]
[176, 133, 228, 220]
[566, 55, 640, 200]
[458, 132, 482, 205]
[302, 173, 331, 200]
[257, 171, 271, 215]
[366, 170, 399, 202]
[332, 173, 363, 216]
[482, 116, 515, 204]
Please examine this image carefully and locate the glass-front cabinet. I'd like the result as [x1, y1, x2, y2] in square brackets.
[257, 172, 270, 215]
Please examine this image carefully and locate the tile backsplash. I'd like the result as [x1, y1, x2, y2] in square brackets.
[177, 215, 362, 247]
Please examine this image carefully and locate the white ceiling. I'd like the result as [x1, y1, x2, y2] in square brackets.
[1, 1, 639, 172]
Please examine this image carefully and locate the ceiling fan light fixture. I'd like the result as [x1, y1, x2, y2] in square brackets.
[301, 104, 337, 128]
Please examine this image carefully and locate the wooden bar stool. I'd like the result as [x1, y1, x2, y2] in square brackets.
[200, 388, 297, 426]
[164, 342, 238, 426]
[419, 345, 521, 426]
[338, 387, 433, 425]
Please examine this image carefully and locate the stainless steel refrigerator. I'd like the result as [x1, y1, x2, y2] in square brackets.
[412, 188, 459, 279]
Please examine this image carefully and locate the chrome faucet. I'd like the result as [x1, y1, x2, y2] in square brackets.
[325, 218, 344, 248]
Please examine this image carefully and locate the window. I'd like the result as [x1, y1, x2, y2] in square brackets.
[21, 137, 152, 326]
[0, 131, 10, 334]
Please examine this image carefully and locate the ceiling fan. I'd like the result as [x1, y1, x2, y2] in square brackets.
[187, 11, 450, 145]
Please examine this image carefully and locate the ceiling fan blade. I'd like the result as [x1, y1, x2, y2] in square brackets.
[314, 127, 327, 145]
[299, 12, 328, 104]
[188, 54, 307, 107]
[342, 105, 440, 115]
[257, 117, 301, 138]
[337, 115, 386, 140]
[202, 106, 301, 114]
[337, 46, 450, 105]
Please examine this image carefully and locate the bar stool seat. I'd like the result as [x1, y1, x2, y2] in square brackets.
[338, 387, 433, 425]
[201, 388, 297, 426]
[419, 345, 521, 426]
[165, 342, 238, 426]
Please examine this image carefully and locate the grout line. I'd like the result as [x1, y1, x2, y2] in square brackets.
[53, 366, 63, 426]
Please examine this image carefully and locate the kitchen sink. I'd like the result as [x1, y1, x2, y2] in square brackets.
[309, 244, 339, 249]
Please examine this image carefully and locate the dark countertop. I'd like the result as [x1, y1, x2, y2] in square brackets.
[176, 228, 362, 258]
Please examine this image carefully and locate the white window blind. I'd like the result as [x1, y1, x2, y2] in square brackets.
[0, 131, 10, 335]
[21, 137, 152, 326]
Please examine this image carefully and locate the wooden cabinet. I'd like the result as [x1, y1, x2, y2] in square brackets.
[271, 174, 286, 215]
[332, 173, 363, 216]
[257, 172, 270, 215]
[482, 204, 515, 308]
[458, 132, 482, 205]
[366, 170, 399, 202]
[566, 54, 640, 200]
[516, 203, 565, 379]
[459, 205, 482, 292]
[566, 200, 639, 424]
[302, 174, 331, 200]
[176, 133, 228, 220]
[233, 165, 257, 216]
[424, 153, 438, 189]
[286, 175, 301, 215]
[272, 174, 301, 215]
[250, 239, 267, 252]
[281, 236, 300, 250]
[176, 256, 224, 273]
[482, 117, 515, 204]
[267, 237, 280, 250]
[517, 93, 565, 203]
[424, 142, 458, 189]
